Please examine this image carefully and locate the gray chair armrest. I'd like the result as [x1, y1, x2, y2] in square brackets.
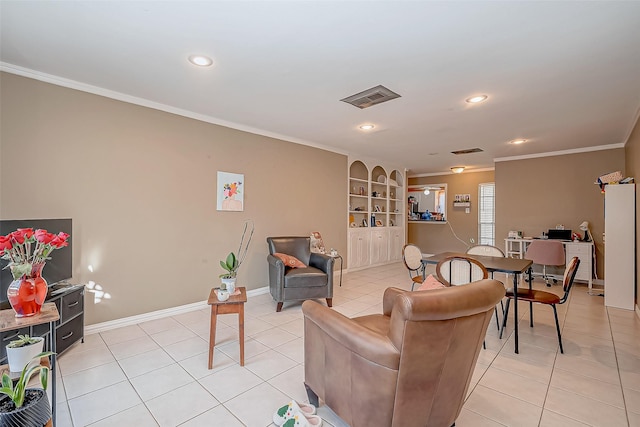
[267, 254, 285, 301]
[309, 252, 334, 275]
[310, 253, 334, 295]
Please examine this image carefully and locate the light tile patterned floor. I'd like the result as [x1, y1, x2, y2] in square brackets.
[49, 262, 640, 426]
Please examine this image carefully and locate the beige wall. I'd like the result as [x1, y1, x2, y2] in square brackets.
[624, 113, 640, 308]
[0, 73, 347, 325]
[496, 149, 626, 278]
[408, 171, 495, 253]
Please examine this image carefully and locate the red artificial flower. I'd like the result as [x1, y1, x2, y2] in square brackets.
[50, 235, 69, 248]
[17, 228, 34, 239]
[10, 230, 26, 244]
[34, 229, 55, 244]
[0, 235, 12, 252]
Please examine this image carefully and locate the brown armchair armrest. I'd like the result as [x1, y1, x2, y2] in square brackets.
[383, 287, 407, 316]
[302, 300, 400, 370]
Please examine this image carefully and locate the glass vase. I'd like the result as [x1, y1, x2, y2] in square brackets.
[7, 263, 48, 318]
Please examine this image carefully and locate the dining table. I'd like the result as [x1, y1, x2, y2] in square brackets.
[422, 252, 533, 354]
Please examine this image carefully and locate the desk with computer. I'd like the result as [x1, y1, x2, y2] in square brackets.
[505, 228, 596, 294]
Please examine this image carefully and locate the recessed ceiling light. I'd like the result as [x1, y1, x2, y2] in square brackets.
[359, 124, 375, 131]
[465, 95, 488, 104]
[451, 166, 465, 174]
[510, 139, 527, 145]
[188, 55, 213, 67]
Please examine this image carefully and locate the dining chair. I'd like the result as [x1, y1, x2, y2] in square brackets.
[500, 256, 580, 353]
[466, 244, 505, 258]
[436, 255, 488, 286]
[436, 255, 490, 349]
[466, 245, 506, 330]
[402, 244, 425, 291]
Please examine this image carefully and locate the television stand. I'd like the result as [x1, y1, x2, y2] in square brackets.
[0, 284, 85, 364]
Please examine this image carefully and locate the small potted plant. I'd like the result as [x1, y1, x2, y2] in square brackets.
[219, 252, 239, 294]
[219, 220, 254, 295]
[5, 335, 44, 373]
[0, 351, 54, 426]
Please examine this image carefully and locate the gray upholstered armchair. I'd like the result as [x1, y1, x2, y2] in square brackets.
[267, 236, 334, 312]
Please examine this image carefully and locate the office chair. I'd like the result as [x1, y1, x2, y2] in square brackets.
[501, 257, 580, 353]
[402, 244, 425, 291]
[525, 240, 565, 287]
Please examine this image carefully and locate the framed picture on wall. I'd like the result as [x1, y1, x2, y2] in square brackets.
[217, 171, 244, 211]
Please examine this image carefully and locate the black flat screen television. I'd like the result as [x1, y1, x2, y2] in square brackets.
[0, 218, 73, 304]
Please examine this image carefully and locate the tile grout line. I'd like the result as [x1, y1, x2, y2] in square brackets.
[607, 306, 632, 427]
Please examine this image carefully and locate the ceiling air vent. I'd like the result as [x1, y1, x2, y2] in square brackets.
[451, 148, 484, 155]
[340, 85, 401, 109]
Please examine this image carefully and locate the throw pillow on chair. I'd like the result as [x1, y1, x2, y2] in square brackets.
[416, 274, 446, 291]
[273, 253, 307, 268]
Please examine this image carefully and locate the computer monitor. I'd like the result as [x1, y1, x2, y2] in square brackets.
[547, 229, 572, 240]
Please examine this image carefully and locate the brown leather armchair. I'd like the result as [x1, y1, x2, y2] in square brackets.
[302, 279, 505, 427]
[267, 236, 334, 312]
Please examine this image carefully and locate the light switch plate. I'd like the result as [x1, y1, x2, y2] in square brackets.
[465, 208, 470, 214]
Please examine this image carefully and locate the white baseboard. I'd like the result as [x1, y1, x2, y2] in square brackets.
[85, 286, 270, 335]
[344, 259, 402, 273]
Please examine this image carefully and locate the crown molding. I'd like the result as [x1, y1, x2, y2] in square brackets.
[0, 62, 349, 157]
[494, 143, 625, 163]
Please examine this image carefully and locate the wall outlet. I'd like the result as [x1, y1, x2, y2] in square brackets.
[465, 208, 470, 214]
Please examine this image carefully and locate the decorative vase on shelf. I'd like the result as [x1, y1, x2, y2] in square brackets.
[7, 263, 48, 318]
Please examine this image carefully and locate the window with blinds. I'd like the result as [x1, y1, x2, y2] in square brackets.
[478, 183, 495, 245]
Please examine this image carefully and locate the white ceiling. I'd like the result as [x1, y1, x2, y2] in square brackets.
[2, 1, 640, 175]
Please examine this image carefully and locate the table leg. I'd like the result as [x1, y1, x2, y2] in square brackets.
[208, 305, 218, 369]
[529, 267, 534, 328]
[239, 303, 245, 366]
[513, 271, 519, 354]
[50, 320, 56, 426]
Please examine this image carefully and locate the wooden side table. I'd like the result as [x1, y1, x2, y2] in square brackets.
[207, 286, 247, 369]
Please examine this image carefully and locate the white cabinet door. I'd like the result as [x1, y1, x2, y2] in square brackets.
[564, 242, 591, 282]
[604, 184, 635, 310]
[348, 229, 371, 269]
[388, 228, 403, 261]
[370, 229, 389, 265]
